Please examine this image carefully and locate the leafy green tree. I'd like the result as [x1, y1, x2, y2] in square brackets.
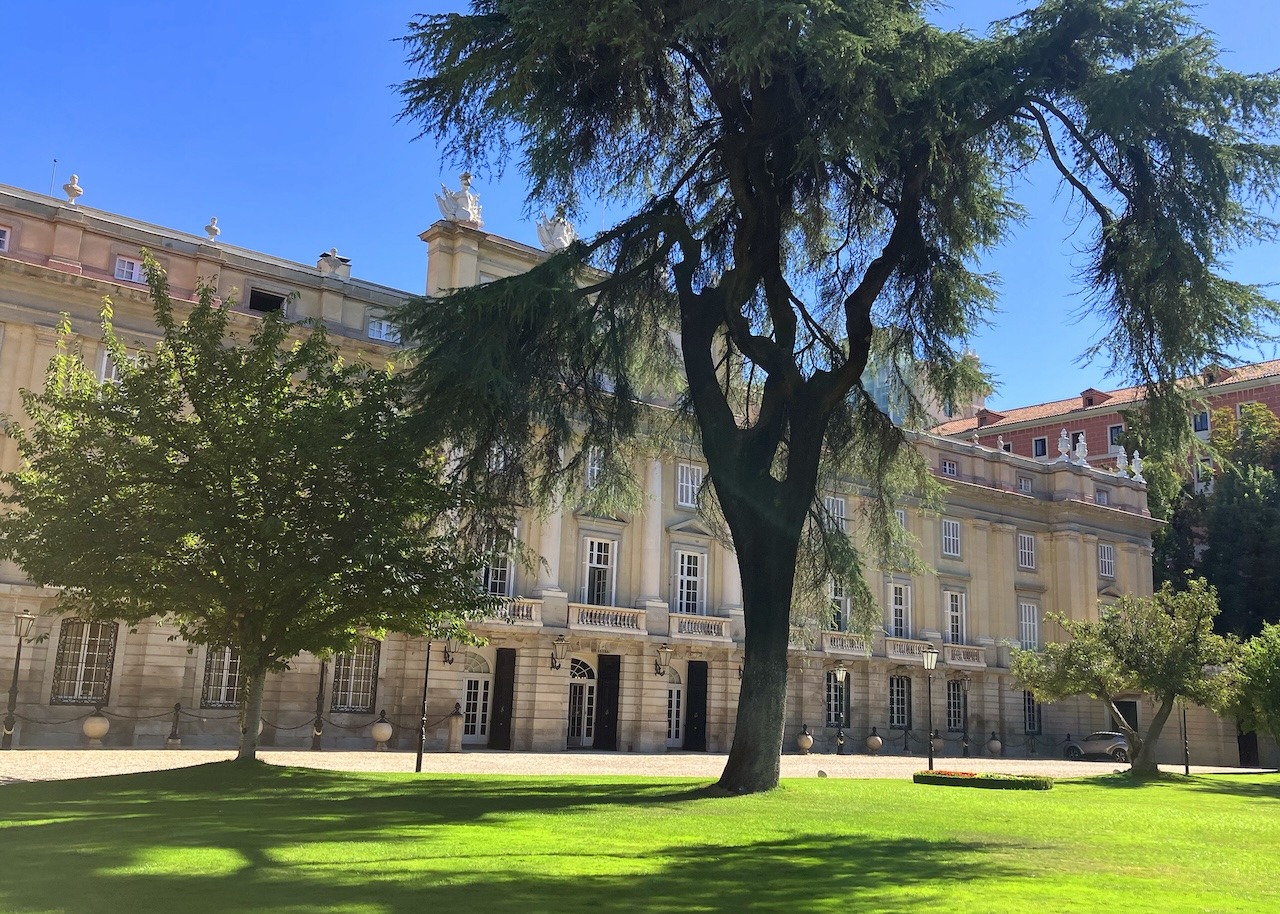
[0, 256, 490, 761]
[1224, 623, 1280, 746]
[398, 0, 1280, 793]
[1013, 579, 1234, 773]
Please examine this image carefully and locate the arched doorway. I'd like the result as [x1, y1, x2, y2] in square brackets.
[462, 653, 491, 745]
[666, 668, 683, 748]
[567, 658, 596, 748]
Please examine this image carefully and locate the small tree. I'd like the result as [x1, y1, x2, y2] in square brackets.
[1013, 579, 1233, 774]
[0, 256, 491, 761]
[1224, 623, 1280, 746]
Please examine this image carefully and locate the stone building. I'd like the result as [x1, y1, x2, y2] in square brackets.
[0, 179, 1264, 766]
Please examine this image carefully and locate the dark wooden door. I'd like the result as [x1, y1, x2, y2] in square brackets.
[1239, 728, 1260, 767]
[488, 647, 516, 750]
[684, 661, 708, 751]
[593, 654, 620, 750]
[1113, 700, 1139, 732]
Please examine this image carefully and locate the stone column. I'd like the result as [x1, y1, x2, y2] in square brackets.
[637, 458, 665, 603]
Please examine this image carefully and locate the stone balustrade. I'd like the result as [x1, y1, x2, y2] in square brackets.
[944, 643, 987, 668]
[568, 603, 648, 633]
[821, 631, 871, 656]
[484, 598, 543, 626]
[668, 614, 731, 640]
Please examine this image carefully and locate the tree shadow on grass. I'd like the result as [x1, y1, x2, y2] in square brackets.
[0, 762, 1022, 913]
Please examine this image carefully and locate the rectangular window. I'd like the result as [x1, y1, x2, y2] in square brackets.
[367, 317, 400, 343]
[944, 590, 966, 645]
[1001, 441, 1013, 453]
[1192, 411, 1210, 433]
[889, 676, 912, 730]
[481, 527, 514, 597]
[1017, 475, 1034, 494]
[1108, 424, 1124, 447]
[890, 582, 912, 638]
[114, 256, 144, 283]
[1017, 532, 1036, 570]
[1095, 488, 1111, 506]
[895, 508, 907, 528]
[946, 679, 964, 732]
[674, 550, 705, 614]
[50, 619, 117, 705]
[825, 671, 848, 728]
[1098, 543, 1116, 578]
[941, 459, 958, 477]
[583, 538, 617, 606]
[201, 646, 242, 709]
[585, 446, 605, 490]
[248, 288, 286, 314]
[1033, 437, 1048, 458]
[941, 518, 961, 558]
[331, 639, 380, 713]
[1237, 401, 1258, 419]
[1023, 691, 1043, 734]
[1018, 602, 1040, 650]
[824, 495, 847, 533]
[829, 578, 849, 631]
[676, 462, 703, 508]
[1070, 430, 1085, 451]
[0, 225, 10, 253]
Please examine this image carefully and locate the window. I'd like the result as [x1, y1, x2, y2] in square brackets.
[1095, 488, 1111, 506]
[331, 639, 380, 713]
[1001, 441, 1013, 453]
[1108, 424, 1124, 447]
[1237, 401, 1258, 419]
[1192, 411, 1210, 433]
[825, 671, 848, 728]
[201, 647, 242, 709]
[1018, 602, 1040, 650]
[50, 619, 117, 705]
[824, 495, 847, 533]
[1098, 542, 1116, 578]
[367, 317, 400, 343]
[941, 518, 961, 558]
[1084, 395, 1095, 407]
[585, 446, 605, 489]
[946, 679, 964, 732]
[940, 459, 958, 477]
[1023, 691, 1043, 734]
[673, 549, 705, 614]
[1032, 437, 1048, 458]
[114, 256, 144, 283]
[676, 462, 703, 508]
[829, 578, 850, 631]
[944, 590, 966, 644]
[889, 676, 912, 730]
[1070, 430, 1085, 450]
[483, 551, 512, 597]
[1017, 533, 1036, 570]
[248, 288, 286, 314]
[889, 582, 912, 638]
[0, 225, 10, 253]
[582, 537, 617, 606]
[1017, 475, 1034, 494]
[462, 653, 491, 738]
[895, 508, 907, 529]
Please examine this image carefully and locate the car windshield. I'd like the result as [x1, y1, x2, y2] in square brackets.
[1085, 732, 1114, 741]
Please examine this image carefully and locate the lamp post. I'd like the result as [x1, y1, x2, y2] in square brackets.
[550, 634, 569, 671]
[311, 659, 327, 752]
[3, 611, 37, 750]
[415, 640, 433, 773]
[653, 643, 674, 677]
[834, 662, 848, 755]
[1181, 700, 1190, 776]
[961, 674, 971, 758]
[922, 644, 939, 771]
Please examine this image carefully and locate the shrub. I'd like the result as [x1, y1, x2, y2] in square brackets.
[913, 770, 1053, 790]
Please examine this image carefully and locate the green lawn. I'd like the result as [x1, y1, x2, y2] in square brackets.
[0, 763, 1275, 913]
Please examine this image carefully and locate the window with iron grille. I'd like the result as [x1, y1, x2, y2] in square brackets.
[673, 550, 705, 614]
[824, 495, 847, 533]
[1017, 533, 1036, 570]
[331, 639, 380, 713]
[582, 537, 616, 606]
[1098, 542, 1116, 578]
[944, 590, 966, 644]
[50, 619, 117, 705]
[201, 646, 242, 709]
[825, 671, 848, 728]
[941, 518, 961, 558]
[676, 462, 703, 507]
[889, 676, 912, 730]
[946, 679, 964, 732]
[1023, 691, 1043, 734]
[1018, 602, 1040, 650]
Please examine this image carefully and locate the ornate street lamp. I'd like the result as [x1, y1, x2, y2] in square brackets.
[922, 644, 939, 770]
[961, 673, 971, 758]
[653, 643, 674, 677]
[3, 611, 37, 751]
[442, 637, 462, 665]
[833, 662, 848, 754]
[550, 634, 569, 671]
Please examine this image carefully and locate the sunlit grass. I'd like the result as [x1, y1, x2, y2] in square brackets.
[0, 763, 1275, 913]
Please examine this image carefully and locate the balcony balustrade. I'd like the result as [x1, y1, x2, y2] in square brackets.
[820, 631, 871, 656]
[885, 636, 933, 663]
[668, 614, 732, 640]
[568, 603, 648, 633]
[944, 643, 987, 668]
[483, 598, 543, 626]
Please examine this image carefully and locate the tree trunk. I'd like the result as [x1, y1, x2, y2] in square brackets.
[1130, 698, 1175, 775]
[236, 666, 267, 762]
[717, 526, 801, 794]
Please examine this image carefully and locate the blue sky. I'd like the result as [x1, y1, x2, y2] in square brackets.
[4, 1, 1278, 409]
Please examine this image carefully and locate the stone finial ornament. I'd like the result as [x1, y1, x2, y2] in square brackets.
[436, 171, 483, 226]
[205, 217, 220, 243]
[1115, 448, 1129, 475]
[1073, 431, 1088, 465]
[996, 435, 1006, 451]
[63, 174, 83, 205]
[537, 205, 577, 252]
[1131, 451, 1145, 483]
[1057, 428, 1071, 462]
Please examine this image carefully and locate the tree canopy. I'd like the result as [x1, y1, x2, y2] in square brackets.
[1013, 578, 1234, 773]
[0, 256, 491, 760]
[399, 0, 1280, 792]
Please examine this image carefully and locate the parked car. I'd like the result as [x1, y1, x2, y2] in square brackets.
[1063, 731, 1130, 762]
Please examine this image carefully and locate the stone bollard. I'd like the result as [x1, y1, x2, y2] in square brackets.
[447, 702, 464, 752]
[166, 703, 182, 749]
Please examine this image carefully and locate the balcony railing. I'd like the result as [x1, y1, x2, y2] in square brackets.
[944, 644, 987, 668]
[885, 637, 932, 663]
[668, 614, 731, 640]
[821, 631, 871, 656]
[568, 603, 648, 633]
[483, 598, 543, 626]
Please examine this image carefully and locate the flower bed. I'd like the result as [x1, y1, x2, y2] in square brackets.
[913, 770, 1053, 790]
